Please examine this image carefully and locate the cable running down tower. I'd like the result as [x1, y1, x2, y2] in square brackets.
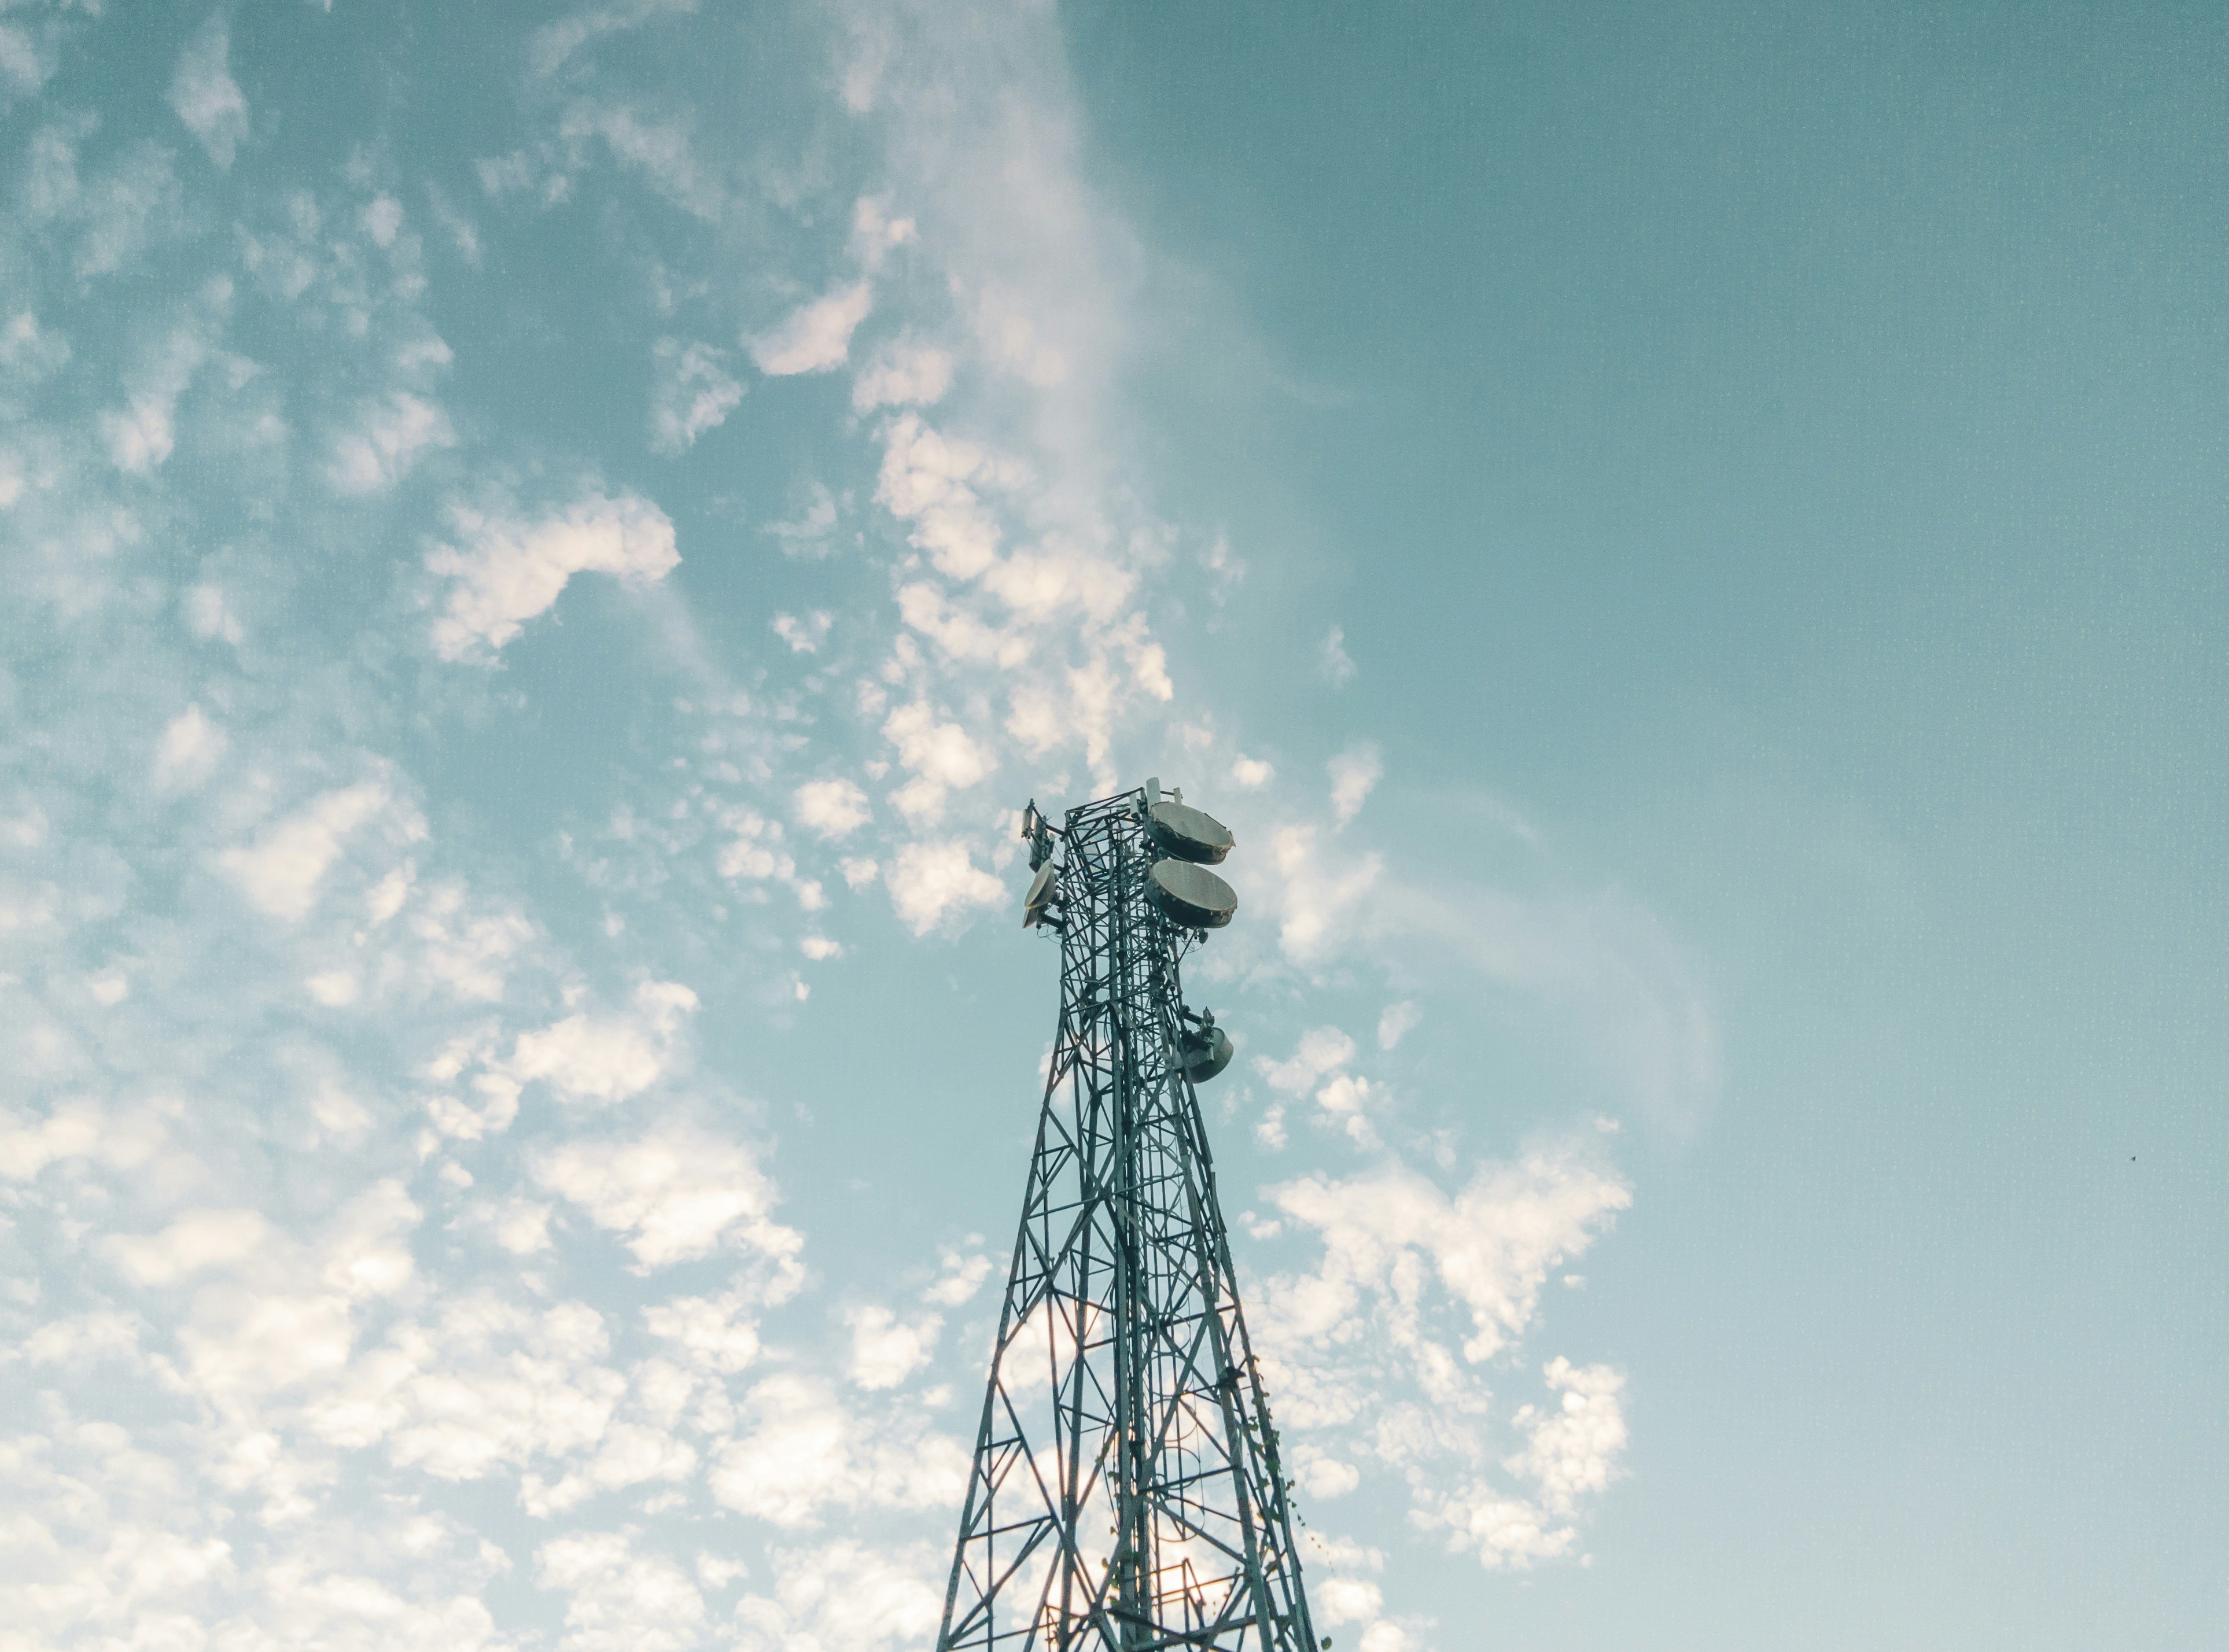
[935, 780, 1320, 1652]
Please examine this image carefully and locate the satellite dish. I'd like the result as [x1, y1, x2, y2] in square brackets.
[1022, 861, 1058, 927]
[1180, 1026, 1235, 1083]
[1149, 799, 1235, 865]
[1148, 859, 1237, 929]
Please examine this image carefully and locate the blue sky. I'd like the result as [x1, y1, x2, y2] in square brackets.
[2, 2, 2221, 1649]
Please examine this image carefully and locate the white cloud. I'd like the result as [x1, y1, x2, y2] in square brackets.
[649, 337, 743, 453]
[843, 1303, 939, 1390]
[1257, 1026, 1357, 1096]
[731, 1539, 943, 1652]
[563, 99, 724, 219]
[491, 1198, 555, 1255]
[1320, 624, 1357, 685]
[874, 414, 1001, 579]
[362, 194, 403, 246]
[0, 23, 57, 99]
[1426, 1488, 1578, 1570]
[922, 1244, 993, 1308]
[426, 492, 680, 660]
[709, 1376, 963, 1527]
[294, 1290, 619, 1483]
[643, 1288, 769, 1374]
[522, 1421, 699, 1517]
[1266, 823, 1382, 965]
[852, 339, 952, 411]
[882, 700, 992, 821]
[750, 281, 872, 376]
[763, 481, 839, 554]
[1509, 1357, 1628, 1514]
[103, 1208, 272, 1286]
[506, 980, 698, 1105]
[100, 326, 208, 474]
[330, 392, 455, 493]
[883, 839, 1004, 935]
[535, 1123, 802, 1269]
[772, 610, 832, 653]
[185, 582, 243, 643]
[1377, 1001, 1422, 1050]
[849, 193, 916, 271]
[153, 703, 226, 790]
[1259, 1146, 1631, 1380]
[793, 777, 870, 840]
[218, 779, 398, 921]
[1329, 743, 1382, 827]
[167, 13, 249, 169]
[537, 1530, 706, 1652]
[1231, 754, 1274, 789]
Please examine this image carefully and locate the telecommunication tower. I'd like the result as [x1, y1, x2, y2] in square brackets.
[935, 780, 1321, 1652]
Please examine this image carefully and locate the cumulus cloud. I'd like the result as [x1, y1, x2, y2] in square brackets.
[218, 779, 402, 921]
[848, 193, 916, 271]
[1377, 1000, 1422, 1050]
[1509, 1357, 1628, 1514]
[153, 703, 227, 790]
[1262, 1149, 1631, 1374]
[506, 980, 698, 1105]
[882, 700, 992, 821]
[1266, 824, 1383, 965]
[772, 610, 831, 652]
[330, 392, 455, 493]
[167, 13, 249, 169]
[793, 777, 870, 840]
[426, 492, 680, 660]
[732, 1539, 943, 1652]
[852, 339, 952, 411]
[537, 1530, 706, 1652]
[100, 325, 208, 474]
[1329, 743, 1382, 827]
[843, 1303, 939, 1391]
[709, 1376, 964, 1527]
[884, 839, 1004, 935]
[648, 337, 743, 453]
[1231, 754, 1274, 789]
[104, 1208, 272, 1286]
[750, 282, 872, 377]
[1257, 1026, 1357, 1096]
[644, 1288, 771, 1374]
[1320, 624, 1357, 685]
[535, 1123, 801, 1269]
[560, 99, 724, 219]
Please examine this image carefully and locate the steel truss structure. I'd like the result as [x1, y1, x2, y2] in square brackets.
[936, 784, 1320, 1652]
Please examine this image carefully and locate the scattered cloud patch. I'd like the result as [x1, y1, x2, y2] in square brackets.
[852, 340, 952, 411]
[535, 1123, 801, 1270]
[793, 778, 870, 841]
[167, 13, 249, 169]
[1377, 1000, 1422, 1050]
[649, 337, 742, 453]
[1320, 624, 1357, 686]
[331, 392, 455, 493]
[884, 840, 1004, 935]
[1329, 743, 1382, 827]
[427, 492, 679, 660]
[751, 282, 872, 377]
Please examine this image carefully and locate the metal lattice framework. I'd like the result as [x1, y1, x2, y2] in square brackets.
[936, 784, 1319, 1652]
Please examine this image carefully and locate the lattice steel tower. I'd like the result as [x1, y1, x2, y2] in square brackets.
[935, 781, 1320, 1652]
